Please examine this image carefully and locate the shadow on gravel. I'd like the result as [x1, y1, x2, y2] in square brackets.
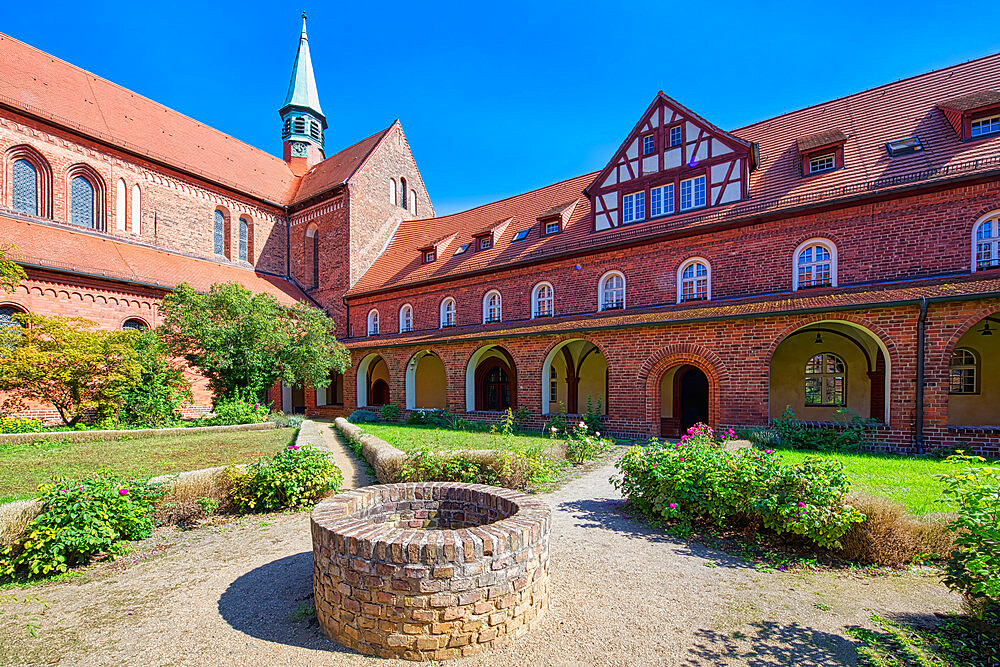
[217, 551, 357, 654]
[557, 497, 759, 569]
[682, 621, 858, 666]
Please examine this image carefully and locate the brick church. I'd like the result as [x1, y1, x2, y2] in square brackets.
[1, 21, 999, 455]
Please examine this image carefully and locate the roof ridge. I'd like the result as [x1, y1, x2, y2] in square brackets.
[731, 49, 1000, 134]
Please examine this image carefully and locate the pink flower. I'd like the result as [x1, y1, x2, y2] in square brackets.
[797, 502, 805, 507]
[288, 444, 300, 450]
[764, 449, 773, 455]
[668, 503, 676, 509]
[119, 488, 129, 496]
[678, 457, 685, 462]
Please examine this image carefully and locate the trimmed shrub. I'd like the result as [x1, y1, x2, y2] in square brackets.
[348, 409, 381, 424]
[227, 444, 342, 513]
[380, 403, 401, 423]
[838, 493, 954, 566]
[613, 428, 864, 548]
[399, 447, 556, 490]
[211, 394, 270, 425]
[0, 475, 166, 579]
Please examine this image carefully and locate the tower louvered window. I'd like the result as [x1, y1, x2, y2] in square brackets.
[310, 121, 321, 140]
[12, 159, 38, 216]
[239, 218, 249, 262]
[214, 210, 225, 255]
[70, 176, 94, 228]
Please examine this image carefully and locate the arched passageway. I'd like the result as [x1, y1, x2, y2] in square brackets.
[406, 350, 447, 410]
[357, 354, 390, 408]
[659, 364, 709, 437]
[769, 320, 891, 424]
[947, 311, 1000, 427]
[466, 345, 517, 412]
[541, 339, 608, 415]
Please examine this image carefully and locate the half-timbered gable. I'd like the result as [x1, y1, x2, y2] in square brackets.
[587, 93, 753, 231]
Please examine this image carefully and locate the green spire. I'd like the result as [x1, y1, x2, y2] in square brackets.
[280, 13, 325, 126]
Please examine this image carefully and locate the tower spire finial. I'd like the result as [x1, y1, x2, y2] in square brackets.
[280, 13, 326, 165]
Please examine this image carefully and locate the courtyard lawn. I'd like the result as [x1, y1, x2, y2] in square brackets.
[359, 423, 557, 454]
[0, 428, 296, 503]
[775, 449, 974, 515]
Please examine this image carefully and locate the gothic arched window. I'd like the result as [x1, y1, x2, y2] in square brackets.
[70, 175, 95, 228]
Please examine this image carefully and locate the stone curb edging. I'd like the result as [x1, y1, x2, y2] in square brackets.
[0, 421, 277, 446]
[311, 481, 551, 661]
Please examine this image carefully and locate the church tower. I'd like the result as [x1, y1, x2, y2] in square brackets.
[280, 13, 326, 170]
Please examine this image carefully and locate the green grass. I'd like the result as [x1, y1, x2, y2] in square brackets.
[0, 428, 295, 503]
[359, 423, 557, 453]
[847, 612, 999, 667]
[774, 449, 968, 515]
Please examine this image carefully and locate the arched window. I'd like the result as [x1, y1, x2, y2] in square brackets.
[214, 210, 226, 256]
[122, 318, 148, 331]
[794, 239, 837, 290]
[949, 348, 979, 394]
[804, 352, 846, 406]
[238, 217, 249, 262]
[367, 309, 380, 336]
[399, 304, 413, 333]
[678, 258, 710, 302]
[409, 190, 417, 215]
[389, 178, 397, 205]
[70, 175, 95, 228]
[305, 224, 319, 287]
[131, 184, 141, 235]
[0, 305, 27, 329]
[599, 271, 625, 311]
[440, 297, 456, 328]
[12, 159, 38, 216]
[532, 282, 554, 318]
[483, 290, 502, 324]
[973, 212, 1000, 271]
[115, 179, 127, 231]
[400, 177, 408, 210]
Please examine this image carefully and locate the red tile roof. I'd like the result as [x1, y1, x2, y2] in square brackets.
[796, 129, 847, 152]
[346, 273, 1000, 348]
[291, 125, 393, 204]
[349, 52, 1000, 297]
[1, 214, 308, 307]
[939, 90, 1000, 111]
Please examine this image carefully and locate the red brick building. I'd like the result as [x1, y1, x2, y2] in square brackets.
[2, 23, 999, 454]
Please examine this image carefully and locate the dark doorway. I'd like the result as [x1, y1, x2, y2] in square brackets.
[677, 365, 709, 434]
[476, 359, 512, 411]
[291, 385, 306, 414]
[370, 379, 390, 406]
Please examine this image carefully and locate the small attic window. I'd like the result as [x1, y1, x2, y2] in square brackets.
[971, 115, 1000, 138]
[454, 243, 471, 255]
[544, 219, 560, 235]
[642, 134, 655, 155]
[478, 236, 493, 250]
[886, 136, 924, 157]
[512, 229, 530, 242]
[423, 250, 436, 263]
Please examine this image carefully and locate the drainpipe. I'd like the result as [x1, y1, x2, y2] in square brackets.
[915, 297, 928, 454]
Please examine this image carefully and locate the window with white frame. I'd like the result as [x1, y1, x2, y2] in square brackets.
[678, 259, 710, 302]
[622, 191, 645, 224]
[949, 348, 979, 394]
[440, 297, 456, 327]
[805, 353, 846, 406]
[479, 236, 492, 250]
[532, 282, 554, 317]
[549, 367, 558, 402]
[971, 115, 1000, 138]
[423, 250, 436, 263]
[795, 240, 836, 289]
[642, 134, 655, 155]
[367, 309, 379, 336]
[399, 304, 413, 333]
[599, 272, 625, 311]
[680, 175, 706, 211]
[808, 153, 836, 174]
[483, 291, 502, 323]
[974, 213, 1000, 271]
[669, 126, 682, 147]
[650, 183, 675, 217]
[544, 219, 560, 235]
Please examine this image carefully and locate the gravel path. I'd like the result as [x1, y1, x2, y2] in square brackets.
[0, 454, 959, 666]
[313, 419, 375, 490]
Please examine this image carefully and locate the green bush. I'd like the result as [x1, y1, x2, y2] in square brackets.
[348, 409, 381, 424]
[771, 406, 877, 453]
[380, 403, 401, 423]
[407, 409, 452, 427]
[118, 330, 192, 428]
[542, 414, 569, 437]
[211, 393, 270, 426]
[1, 475, 166, 580]
[563, 420, 613, 464]
[227, 444, 342, 513]
[269, 412, 304, 429]
[938, 453, 1000, 618]
[582, 397, 603, 434]
[612, 432, 864, 549]
[0, 416, 43, 434]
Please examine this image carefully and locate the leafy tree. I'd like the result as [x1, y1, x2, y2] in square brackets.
[0, 315, 141, 426]
[118, 329, 192, 427]
[0, 244, 27, 293]
[158, 282, 349, 401]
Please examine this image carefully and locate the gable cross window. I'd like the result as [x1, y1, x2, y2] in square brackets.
[622, 191, 645, 224]
[669, 126, 682, 147]
[679, 176, 706, 211]
[599, 272, 625, 311]
[642, 134, 655, 155]
[650, 184, 674, 217]
[797, 243, 834, 288]
[680, 261, 709, 302]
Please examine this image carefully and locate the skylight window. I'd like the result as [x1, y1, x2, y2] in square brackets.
[512, 229, 530, 242]
[454, 243, 471, 255]
[886, 136, 924, 157]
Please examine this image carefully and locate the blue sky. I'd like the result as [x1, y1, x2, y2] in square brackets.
[5, 1, 1000, 215]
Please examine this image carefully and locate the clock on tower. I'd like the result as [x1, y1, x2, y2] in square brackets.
[290, 141, 308, 158]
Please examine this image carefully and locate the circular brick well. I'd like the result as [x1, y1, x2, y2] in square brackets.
[310, 482, 551, 661]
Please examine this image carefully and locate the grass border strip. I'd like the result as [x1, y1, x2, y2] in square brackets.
[0, 421, 277, 446]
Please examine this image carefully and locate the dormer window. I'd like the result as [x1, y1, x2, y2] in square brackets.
[808, 153, 836, 174]
[797, 130, 846, 176]
[454, 243, 471, 255]
[971, 114, 1000, 138]
[642, 134, 655, 155]
[669, 126, 682, 147]
[478, 236, 492, 250]
[886, 136, 924, 157]
[423, 250, 436, 263]
[511, 230, 530, 242]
